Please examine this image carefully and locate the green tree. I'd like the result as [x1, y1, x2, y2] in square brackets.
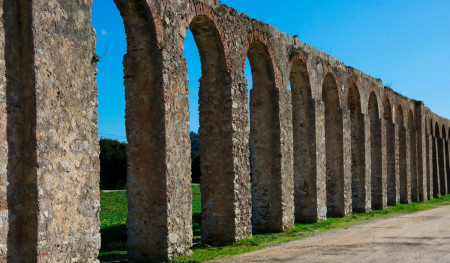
[100, 139, 127, 190]
[190, 132, 201, 183]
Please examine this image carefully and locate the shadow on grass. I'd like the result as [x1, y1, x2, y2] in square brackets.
[98, 224, 127, 261]
[193, 212, 201, 236]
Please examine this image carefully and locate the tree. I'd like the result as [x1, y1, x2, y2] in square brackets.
[190, 131, 201, 183]
[99, 139, 127, 190]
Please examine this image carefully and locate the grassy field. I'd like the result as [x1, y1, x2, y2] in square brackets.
[99, 187, 450, 262]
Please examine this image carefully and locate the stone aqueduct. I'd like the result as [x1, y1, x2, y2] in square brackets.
[0, 0, 449, 262]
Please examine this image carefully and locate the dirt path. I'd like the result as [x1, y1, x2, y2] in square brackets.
[212, 206, 450, 263]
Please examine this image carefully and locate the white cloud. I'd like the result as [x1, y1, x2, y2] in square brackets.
[101, 30, 107, 36]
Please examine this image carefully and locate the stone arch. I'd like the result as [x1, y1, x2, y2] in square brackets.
[384, 96, 398, 205]
[184, 14, 249, 245]
[183, 3, 232, 71]
[247, 38, 283, 233]
[348, 84, 369, 212]
[432, 121, 441, 198]
[290, 58, 319, 222]
[113, 1, 180, 261]
[243, 31, 280, 85]
[369, 92, 384, 209]
[408, 110, 418, 202]
[322, 73, 351, 217]
[396, 104, 410, 203]
[324, 66, 342, 106]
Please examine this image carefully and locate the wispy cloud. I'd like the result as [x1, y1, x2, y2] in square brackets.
[101, 30, 107, 36]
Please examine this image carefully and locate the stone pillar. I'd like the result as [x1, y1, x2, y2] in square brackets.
[326, 107, 352, 217]
[447, 139, 450, 192]
[410, 126, 419, 202]
[432, 136, 441, 198]
[251, 85, 294, 233]
[1, 1, 100, 261]
[294, 99, 327, 222]
[387, 122, 399, 206]
[438, 137, 448, 195]
[400, 126, 411, 204]
[415, 104, 427, 201]
[190, 26, 253, 246]
[371, 117, 387, 209]
[0, 0, 7, 257]
[426, 133, 433, 200]
[199, 72, 253, 244]
[116, 1, 192, 261]
[351, 113, 371, 212]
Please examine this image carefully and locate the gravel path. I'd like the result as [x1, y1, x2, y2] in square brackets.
[211, 205, 450, 263]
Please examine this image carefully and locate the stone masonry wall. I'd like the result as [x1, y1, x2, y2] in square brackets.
[0, 0, 448, 262]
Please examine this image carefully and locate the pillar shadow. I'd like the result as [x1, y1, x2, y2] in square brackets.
[4, 0, 38, 261]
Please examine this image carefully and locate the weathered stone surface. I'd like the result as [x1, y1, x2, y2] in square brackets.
[438, 138, 448, 196]
[416, 103, 428, 202]
[0, 0, 448, 261]
[433, 136, 441, 198]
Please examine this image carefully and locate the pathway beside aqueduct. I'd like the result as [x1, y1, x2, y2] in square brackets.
[0, 0, 449, 262]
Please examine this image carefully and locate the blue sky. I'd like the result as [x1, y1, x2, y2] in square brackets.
[93, 0, 450, 141]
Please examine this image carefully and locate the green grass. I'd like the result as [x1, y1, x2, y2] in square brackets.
[99, 190, 128, 257]
[99, 188, 450, 262]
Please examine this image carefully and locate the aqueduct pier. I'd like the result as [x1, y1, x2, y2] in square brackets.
[0, 0, 449, 262]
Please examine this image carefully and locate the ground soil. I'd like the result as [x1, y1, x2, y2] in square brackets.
[211, 205, 450, 263]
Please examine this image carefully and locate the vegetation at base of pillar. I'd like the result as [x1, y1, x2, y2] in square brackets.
[99, 185, 201, 258]
[99, 190, 450, 261]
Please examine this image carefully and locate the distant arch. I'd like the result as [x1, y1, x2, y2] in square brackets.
[443, 125, 448, 141]
[347, 84, 368, 212]
[323, 73, 350, 217]
[369, 92, 384, 209]
[432, 122, 441, 198]
[396, 104, 410, 203]
[384, 97, 397, 205]
[408, 110, 418, 202]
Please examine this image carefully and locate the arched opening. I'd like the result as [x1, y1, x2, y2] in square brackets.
[322, 73, 350, 217]
[439, 125, 448, 195]
[347, 85, 369, 212]
[408, 111, 418, 202]
[396, 105, 410, 203]
[185, 15, 239, 245]
[290, 59, 319, 222]
[247, 40, 281, 233]
[110, 1, 192, 261]
[369, 93, 384, 209]
[432, 122, 441, 198]
[384, 98, 398, 205]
